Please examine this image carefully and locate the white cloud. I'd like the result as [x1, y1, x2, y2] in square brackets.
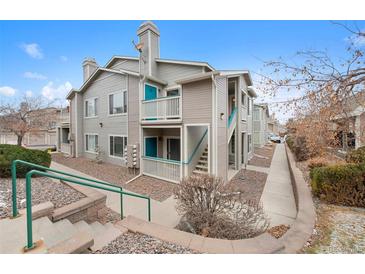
[41, 81, 72, 102]
[25, 90, 33, 97]
[60, 56, 68, 62]
[20, 43, 44, 59]
[23, 71, 47, 80]
[0, 86, 16, 96]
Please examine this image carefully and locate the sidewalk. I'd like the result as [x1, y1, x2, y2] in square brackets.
[50, 162, 181, 228]
[260, 144, 297, 227]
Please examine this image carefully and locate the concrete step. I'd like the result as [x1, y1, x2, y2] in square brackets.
[198, 160, 208, 164]
[193, 170, 208, 175]
[196, 165, 208, 170]
[53, 219, 77, 241]
[90, 222, 106, 236]
[73, 220, 94, 235]
[90, 223, 124, 251]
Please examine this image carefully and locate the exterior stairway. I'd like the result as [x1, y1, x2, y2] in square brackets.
[192, 146, 209, 175]
[0, 214, 127, 254]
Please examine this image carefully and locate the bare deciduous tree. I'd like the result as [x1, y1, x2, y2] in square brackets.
[258, 22, 365, 156]
[174, 175, 269, 240]
[0, 96, 56, 146]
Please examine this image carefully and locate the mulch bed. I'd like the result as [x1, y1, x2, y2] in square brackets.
[0, 177, 85, 219]
[227, 169, 268, 205]
[93, 232, 199, 254]
[52, 153, 175, 202]
[248, 144, 276, 168]
[267, 225, 290, 239]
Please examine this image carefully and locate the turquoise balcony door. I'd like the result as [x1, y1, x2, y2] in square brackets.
[144, 84, 157, 101]
[145, 137, 158, 158]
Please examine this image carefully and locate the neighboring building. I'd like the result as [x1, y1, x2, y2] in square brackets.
[0, 107, 61, 148]
[253, 103, 269, 147]
[65, 21, 257, 183]
[267, 114, 280, 135]
[56, 107, 71, 154]
[332, 92, 365, 151]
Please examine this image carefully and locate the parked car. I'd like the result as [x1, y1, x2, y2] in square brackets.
[269, 133, 281, 143]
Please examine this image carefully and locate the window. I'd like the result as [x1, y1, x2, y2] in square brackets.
[85, 134, 98, 153]
[85, 98, 98, 117]
[109, 135, 127, 158]
[166, 89, 179, 97]
[109, 91, 127, 115]
[248, 134, 252, 153]
[241, 92, 246, 106]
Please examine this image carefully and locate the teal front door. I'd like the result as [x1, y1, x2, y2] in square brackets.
[144, 84, 157, 101]
[145, 137, 158, 157]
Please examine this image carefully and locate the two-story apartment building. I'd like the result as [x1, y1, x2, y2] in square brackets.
[253, 103, 270, 148]
[65, 21, 256, 183]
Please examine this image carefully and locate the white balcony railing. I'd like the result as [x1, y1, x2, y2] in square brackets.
[141, 96, 181, 121]
[142, 156, 181, 183]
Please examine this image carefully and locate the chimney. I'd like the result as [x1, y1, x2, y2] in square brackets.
[137, 21, 160, 77]
[82, 57, 98, 82]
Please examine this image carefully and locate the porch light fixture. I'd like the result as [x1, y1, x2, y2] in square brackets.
[99, 122, 103, 128]
[220, 113, 225, 120]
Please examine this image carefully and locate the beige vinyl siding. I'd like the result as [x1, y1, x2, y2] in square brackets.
[127, 75, 140, 146]
[215, 76, 228, 181]
[182, 79, 212, 124]
[157, 63, 203, 86]
[81, 71, 128, 165]
[110, 59, 139, 72]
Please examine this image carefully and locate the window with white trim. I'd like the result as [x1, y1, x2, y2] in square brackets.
[85, 134, 98, 152]
[109, 135, 127, 158]
[109, 91, 127, 115]
[85, 98, 98, 117]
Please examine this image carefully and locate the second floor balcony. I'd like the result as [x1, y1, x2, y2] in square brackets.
[141, 95, 181, 122]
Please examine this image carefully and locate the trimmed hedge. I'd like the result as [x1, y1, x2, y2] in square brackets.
[0, 144, 51, 178]
[346, 146, 365, 164]
[310, 163, 365, 207]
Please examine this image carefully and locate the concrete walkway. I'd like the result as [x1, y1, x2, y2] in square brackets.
[260, 144, 297, 227]
[50, 162, 180, 228]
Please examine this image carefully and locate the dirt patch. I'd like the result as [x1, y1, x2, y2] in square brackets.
[52, 153, 135, 185]
[52, 153, 174, 202]
[248, 144, 276, 168]
[124, 176, 175, 202]
[227, 169, 268, 205]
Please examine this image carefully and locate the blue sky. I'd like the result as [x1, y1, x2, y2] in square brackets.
[1, 20, 364, 119]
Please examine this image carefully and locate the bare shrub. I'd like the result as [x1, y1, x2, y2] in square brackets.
[174, 175, 269, 240]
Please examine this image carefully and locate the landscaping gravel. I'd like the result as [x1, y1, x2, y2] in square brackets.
[93, 232, 199, 254]
[249, 144, 276, 168]
[52, 153, 174, 202]
[227, 169, 268, 205]
[302, 203, 365, 254]
[0, 177, 85, 219]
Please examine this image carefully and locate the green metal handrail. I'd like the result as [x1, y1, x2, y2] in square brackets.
[183, 129, 208, 165]
[228, 107, 237, 127]
[11, 159, 124, 218]
[24, 169, 151, 250]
